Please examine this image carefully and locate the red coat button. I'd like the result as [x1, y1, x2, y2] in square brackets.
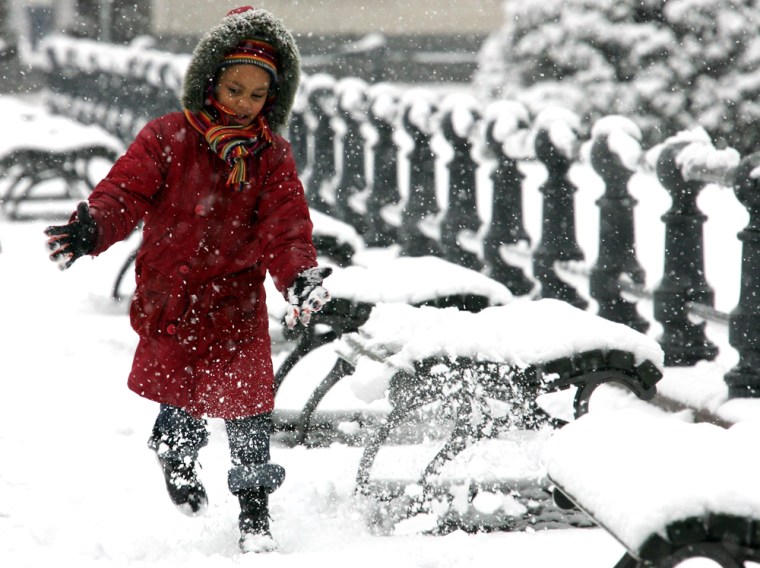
[179, 264, 190, 275]
[194, 204, 206, 216]
[166, 324, 178, 336]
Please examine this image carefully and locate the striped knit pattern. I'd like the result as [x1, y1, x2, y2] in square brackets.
[219, 38, 278, 81]
[183, 102, 273, 191]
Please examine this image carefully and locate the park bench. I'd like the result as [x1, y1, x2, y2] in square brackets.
[270, 254, 514, 443]
[330, 299, 663, 532]
[544, 408, 760, 568]
[0, 97, 123, 221]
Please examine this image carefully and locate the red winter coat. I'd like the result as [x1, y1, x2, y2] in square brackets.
[86, 112, 317, 419]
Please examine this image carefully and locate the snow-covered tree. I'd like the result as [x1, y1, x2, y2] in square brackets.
[475, 0, 760, 153]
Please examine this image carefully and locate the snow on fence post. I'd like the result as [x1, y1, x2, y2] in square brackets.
[725, 153, 760, 398]
[301, 73, 337, 215]
[481, 100, 534, 296]
[531, 107, 588, 309]
[397, 88, 443, 258]
[651, 131, 723, 366]
[437, 93, 484, 271]
[588, 116, 649, 333]
[363, 83, 401, 248]
[332, 77, 369, 234]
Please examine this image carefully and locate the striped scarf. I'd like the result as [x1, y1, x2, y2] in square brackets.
[183, 97, 273, 191]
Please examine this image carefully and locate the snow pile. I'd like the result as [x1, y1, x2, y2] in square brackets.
[336, 77, 368, 116]
[310, 208, 365, 253]
[402, 88, 439, 134]
[267, 255, 512, 323]
[325, 255, 513, 307]
[367, 83, 401, 124]
[533, 107, 581, 160]
[0, 97, 124, 156]
[439, 92, 482, 140]
[589, 115, 643, 172]
[483, 99, 532, 160]
[644, 127, 740, 186]
[336, 299, 663, 401]
[542, 408, 760, 552]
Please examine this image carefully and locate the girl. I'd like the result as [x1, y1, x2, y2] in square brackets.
[45, 6, 330, 553]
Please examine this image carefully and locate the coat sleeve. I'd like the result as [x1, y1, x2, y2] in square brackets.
[255, 139, 318, 294]
[86, 117, 171, 255]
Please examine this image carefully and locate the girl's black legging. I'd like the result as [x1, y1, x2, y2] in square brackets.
[151, 404, 272, 467]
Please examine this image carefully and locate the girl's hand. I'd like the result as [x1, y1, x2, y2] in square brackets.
[285, 267, 332, 328]
[44, 202, 97, 270]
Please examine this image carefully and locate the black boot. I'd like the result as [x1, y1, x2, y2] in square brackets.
[237, 489, 276, 553]
[154, 449, 208, 516]
[225, 413, 282, 552]
[148, 407, 209, 516]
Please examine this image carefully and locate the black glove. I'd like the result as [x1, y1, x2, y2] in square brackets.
[44, 202, 97, 270]
[285, 266, 333, 329]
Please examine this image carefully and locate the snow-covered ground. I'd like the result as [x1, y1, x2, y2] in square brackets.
[1, 92, 758, 566]
[0, 220, 627, 567]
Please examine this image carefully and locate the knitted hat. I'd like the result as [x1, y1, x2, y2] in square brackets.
[218, 37, 279, 82]
[182, 6, 301, 133]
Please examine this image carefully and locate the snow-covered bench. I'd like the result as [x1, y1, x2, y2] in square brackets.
[332, 300, 663, 520]
[0, 98, 123, 220]
[543, 409, 760, 568]
[271, 255, 514, 442]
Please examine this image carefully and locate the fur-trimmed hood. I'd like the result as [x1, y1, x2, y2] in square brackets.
[181, 7, 301, 133]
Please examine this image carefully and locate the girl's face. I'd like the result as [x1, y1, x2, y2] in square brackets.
[215, 64, 271, 126]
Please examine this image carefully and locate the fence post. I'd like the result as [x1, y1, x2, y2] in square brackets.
[146, 57, 178, 119]
[653, 140, 718, 366]
[438, 93, 483, 271]
[302, 73, 337, 215]
[398, 88, 443, 258]
[333, 77, 369, 233]
[531, 108, 588, 309]
[364, 83, 401, 247]
[101, 45, 129, 138]
[725, 153, 760, 397]
[481, 100, 534, 296]
[288, 78, 309, 175]
[588, 116, 649, 332]
[115, 55, 142, 139]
